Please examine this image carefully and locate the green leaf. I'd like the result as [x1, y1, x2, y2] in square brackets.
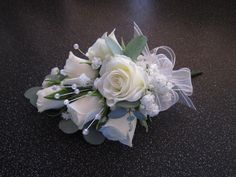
[139, 120, 148, 132]
[116, 101, 140, 109]
[90, 90, 103, 98]
[44, 73, 67, 86]
[46, 80, 61, 87]
[44, 88, 71, 100]
[59, 119, 79, 134]
[124, 35, 147, 60]
[191, 70, 203, 78]
[108, 107, 128, 119]
[24, 87, 41, 107]
[105, 37, 123, 55]
[96, 116, 108, 129]
[83, 124, 105, 145]
[133, 111, 146, 121]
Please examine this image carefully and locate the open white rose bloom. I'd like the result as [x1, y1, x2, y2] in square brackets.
[24, 23, 199, 147]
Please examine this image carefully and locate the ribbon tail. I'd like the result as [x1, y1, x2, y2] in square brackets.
[173, 86, 196, 110]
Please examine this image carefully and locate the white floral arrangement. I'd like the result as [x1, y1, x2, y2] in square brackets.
[25, 23, 201, 147]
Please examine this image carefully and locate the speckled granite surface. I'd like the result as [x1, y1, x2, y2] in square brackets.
[0, 0, 235, 176]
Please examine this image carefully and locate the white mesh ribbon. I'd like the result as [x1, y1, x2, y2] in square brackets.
[171, 68, 193, 96]
[173, 87, 196, 110]
[155, 89, 179, 111]
[145, 45, 195, 110]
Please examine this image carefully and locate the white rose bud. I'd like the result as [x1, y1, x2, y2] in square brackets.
[67, 95, 103, 129]
[63, 51, 97, 79]
[36, 86, 64, 112]
[100, 114, 137, 147]
[86, 30, 121, 61]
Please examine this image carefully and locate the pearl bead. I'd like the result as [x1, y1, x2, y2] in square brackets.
[73, 43, 79, 50]
[64, 99, 69, 105]
[95, 114, 101, 120]
[54, 93, 60, 99]
[52, 85, 58, 90]
[74, 89, 80, 94]
[82, 129, 89, 135]
[71, 84, 77, 90]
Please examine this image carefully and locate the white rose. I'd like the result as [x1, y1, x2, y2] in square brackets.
[67, 95, 103, 129]
[63, 51, 97, 79]
[36, 86, 64, 112]
[86, 30, 121, 60]
[96, 55, 147, 106]
[99, 114, 137, 147]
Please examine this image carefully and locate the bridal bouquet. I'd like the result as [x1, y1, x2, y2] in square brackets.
[25, 23, 200, 147]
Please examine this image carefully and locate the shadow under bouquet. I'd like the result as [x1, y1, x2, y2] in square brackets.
[25, 23, 201, 147]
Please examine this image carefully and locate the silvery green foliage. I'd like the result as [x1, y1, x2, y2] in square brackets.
[83, 123, 105, 145]
[59, 119, 79, 134]
[108, 108, 128, 119]
[133, 111, 146, 121]
[123, 35, 147, 60]
[116, 101, 140, 109]
[24, 87, 41, 107]
[133, 22, 150, 56]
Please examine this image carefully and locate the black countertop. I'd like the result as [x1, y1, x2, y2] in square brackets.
[0, 0, 235, 176]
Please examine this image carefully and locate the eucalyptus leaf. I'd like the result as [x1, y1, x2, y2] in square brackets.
[45, 74, 58, 81]
[139, 120, 148, 132]
[127, 115, 135, 121]
[105, 37, 123, 55]
[133, 111, 146, 121]
[108, 107, 128, 119]
[133, 22, 150, 56]
[124, 35, 147, 60]
[191, 70, 203, 78]
[116, 101, 140, 109]
[59, 119, 79, 134]
[24, 87, 41, 107]
[83, 124, 105, 145]
[45, 73, 67, 82]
